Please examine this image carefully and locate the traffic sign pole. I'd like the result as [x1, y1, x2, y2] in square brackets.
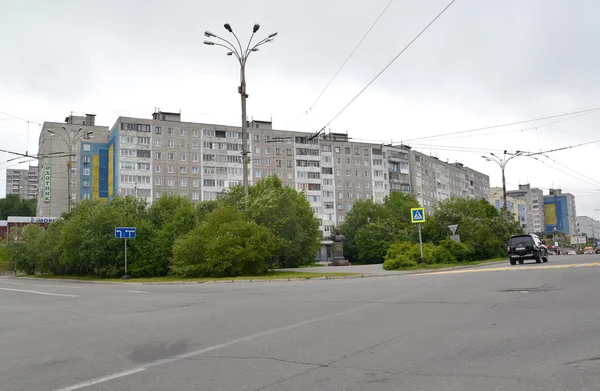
[418, 224, 424, 264]
[410, 208, 426, 264]
[115, 227, 135, 280]
[123, 238, 130, 280]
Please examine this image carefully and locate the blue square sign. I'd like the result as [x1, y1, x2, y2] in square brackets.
[115, 227, 136, 239]
[411, 208, 426, 224]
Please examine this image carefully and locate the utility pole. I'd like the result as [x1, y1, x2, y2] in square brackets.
[204, 23, 278, 197]
[482, 151, 522, 216]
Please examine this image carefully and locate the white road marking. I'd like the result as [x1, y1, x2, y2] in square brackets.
[128, 290, 148, 294]
[0, 287, 80, 298]
[0, 281, 25, 285]
[52, 368, 147, 391]
[33, 284, 82, 289]
[52, 304, 372, 391]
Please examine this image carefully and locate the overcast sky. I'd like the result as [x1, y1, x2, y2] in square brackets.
[2, 0, 600, 218]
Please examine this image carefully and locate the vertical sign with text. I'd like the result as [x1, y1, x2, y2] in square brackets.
[43, 165, 51, 203]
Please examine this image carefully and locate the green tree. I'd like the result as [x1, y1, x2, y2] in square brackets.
[56, 197, 153, 277]
[220, 176, 321, 268]
[423, 197, 522, 260]
[6, 224, 45, 274]
[35, 219, 65, 274]
[0, 194, 36, 219]
[341, 192, 421, 264]
[339, 199, 387, 263]
[145, 195, 198, 276]
[170, 206, 278, 277]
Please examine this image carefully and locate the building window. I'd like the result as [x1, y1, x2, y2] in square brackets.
[180, 153, 186, 161]
[155, 178, 163, 185]
[180, 166, 187, 174]
[155, 127, 162, 134]
[155, 139, 162, 147]
[155, 152, 162, 159]
[168, 127, 174, 135]
[155, 165, 162, 173]
[82, 180, 90, 188]
[193, 180, 200, 188]
[192, 129, 199, 137]
[83, 168, 90, 176]
[168, 179, 175, 187]
[180, 179, 188, 187]
[180, 129, 186, 136]
[192, 192, 199, 200]
[168, 166, 174, 173]
[255, 170, 262, 178]
[167, 140, 175, 148]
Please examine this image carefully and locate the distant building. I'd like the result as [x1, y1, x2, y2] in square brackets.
[35, 110, 491, 236]
[490, 187, 528, 230]
[36, 113, 110, 217]
[576, 216, 600, 240]
[5, 166, 38, 200]
[544, 189, 577, 236]
[409, 151, 490, 216]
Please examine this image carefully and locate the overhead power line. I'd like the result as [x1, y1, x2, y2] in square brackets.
[320, 0, 457, 129]
[287, 0, 395, 129]
[527, 139, 600, 156]
[404, 108, 600, 143]
[401, 107, 600, 143]
[0, 110, 41, 126]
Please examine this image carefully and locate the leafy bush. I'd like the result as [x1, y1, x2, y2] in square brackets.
[6, 225, 45, 274]
[382, 254, 417, 270]
[220, 176, 320, 268]
[384, 241, 436, 267]
[341, 192, 421, 263]
[433, 239, 474, 264]
[170, 206, 278, 277]
[354, 222, 410, 264]
[55, 197, 154, 278]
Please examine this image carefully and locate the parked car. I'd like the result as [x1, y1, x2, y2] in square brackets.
[584, 246, 594, 255]
[508, 234, 549, 265]
[567, 250, 577, 255]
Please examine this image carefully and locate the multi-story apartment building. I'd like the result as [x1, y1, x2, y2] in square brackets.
[505, 184, 545, 234]
[409, 150, 490, 215]
[576, 216, 600, 241]
[36, 110, 490, 236]
[5, 166, 38, 200]
[490, 186, 528, 230]
[36, 114, 110, 216]
[544, 188, 577, 236]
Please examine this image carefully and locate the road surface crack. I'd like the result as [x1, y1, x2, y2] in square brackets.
[196, 355, 325, 368]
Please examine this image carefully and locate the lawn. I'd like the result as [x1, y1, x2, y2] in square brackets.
[18, 270, 361, 283]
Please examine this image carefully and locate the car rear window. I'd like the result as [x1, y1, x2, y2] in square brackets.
[509, 236, 534, 246]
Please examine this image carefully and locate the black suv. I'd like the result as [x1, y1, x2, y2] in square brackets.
[508, 234, 549, 265]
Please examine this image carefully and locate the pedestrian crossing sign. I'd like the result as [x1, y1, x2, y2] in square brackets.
[411, 208, 426, 223]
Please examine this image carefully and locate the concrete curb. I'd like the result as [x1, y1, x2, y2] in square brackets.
[8, 260, 509, 285]
[10, 274, 376, 285]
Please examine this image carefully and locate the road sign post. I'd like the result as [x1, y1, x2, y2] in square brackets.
[411, 208, 426, 263]
[115, 227, 136, 280]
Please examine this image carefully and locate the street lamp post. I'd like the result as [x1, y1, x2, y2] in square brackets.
[46, 126, 93, 213]
[204, 23, 278, 197]
[482, 151, 522, 215]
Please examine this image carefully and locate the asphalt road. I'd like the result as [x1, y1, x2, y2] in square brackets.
[2, 254, 600, 391]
